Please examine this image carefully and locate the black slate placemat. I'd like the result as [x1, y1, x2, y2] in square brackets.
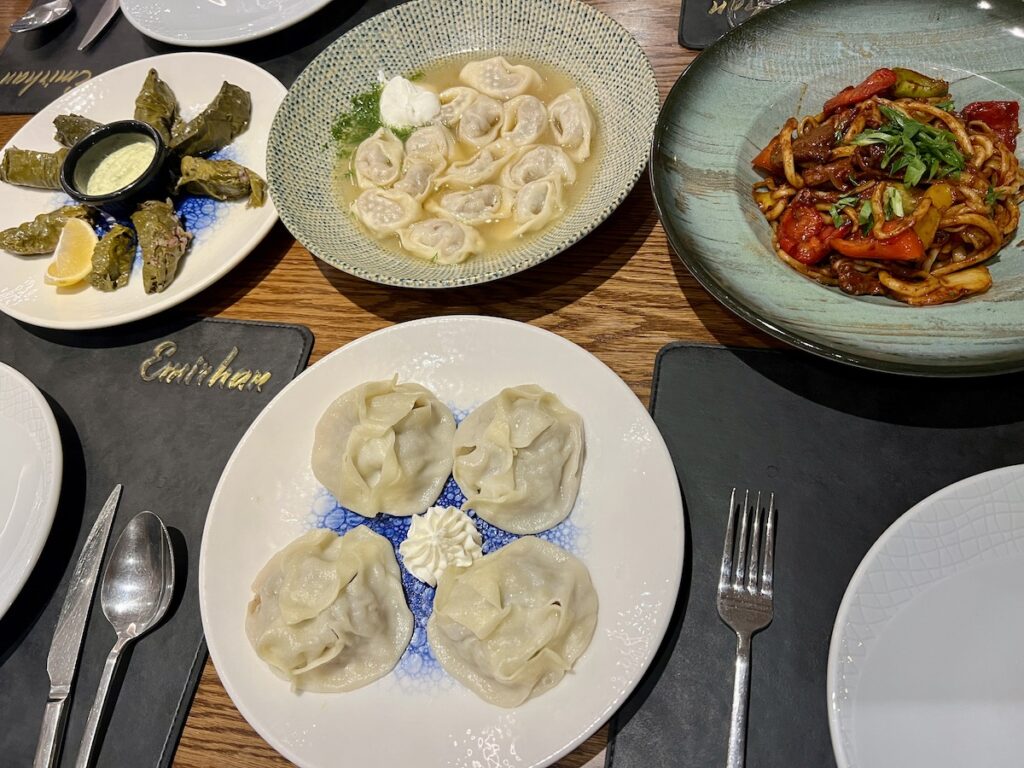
[0, 0, 407, 113]
[678, 0, 733, 49]
[607, 343, 1024, 768]
[0, 313, 312, 767]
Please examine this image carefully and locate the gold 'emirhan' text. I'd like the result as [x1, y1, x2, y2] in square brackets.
[139, 341, 272, 392]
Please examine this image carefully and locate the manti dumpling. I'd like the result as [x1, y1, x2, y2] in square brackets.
[500, 144, 576, 190]
[354, 127, 404, 188]
[312, 378, 456, 517]
[513, 178, 564, 236]
[427, 536, 598, 707]
[245, 526, 413, 692]
[549, 88, 593, 163]
[351, 188, 421, 237]
[398, 218, 483, 264]
[453, 385, 584, 534]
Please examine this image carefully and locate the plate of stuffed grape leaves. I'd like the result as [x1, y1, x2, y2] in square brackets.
[199, 316, 686, 768]
[0, 53, 284, 330]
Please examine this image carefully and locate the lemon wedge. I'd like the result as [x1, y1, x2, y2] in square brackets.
[44, 218, 98, 287]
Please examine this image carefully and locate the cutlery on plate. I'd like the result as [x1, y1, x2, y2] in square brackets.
[76, 0, 119, 50]
[717, 489, 776, 768]
[74, 511, 174, 768]
[9, 0, 72, 33]
[32, 485, 123, 768]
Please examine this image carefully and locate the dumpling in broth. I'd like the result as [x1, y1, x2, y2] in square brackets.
[438, 86, 480, 127]
[453, 384, 584, 534]
[404, 124, 454, 164]
[501, 95, 548, 146]
[351, 188, 421, 237]
[427, 536, 598, 707]
[399, 218, 484, 264]
[457, 93, 503, 148]
[427, 184, 513, 226]
[245, 526, 413, 692]
[513, 177, 564, 236]
[459, 57, 542, 101]
[549, 88, 593, 163]
[354, 128, 404, 188]
[393, 160, 442, 201]
[437, 142, 514, 189]
[501, 145, 576, 190]
[312, 378, 455, 517]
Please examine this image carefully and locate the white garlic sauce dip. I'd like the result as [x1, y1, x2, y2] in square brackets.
[81, 135, 156, 196]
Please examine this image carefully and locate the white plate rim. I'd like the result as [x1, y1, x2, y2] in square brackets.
[198, 315, 685, 768]
[120, 0, 334, 47]
[0, 362, 62, 620]
[826, 463, 1024, 767]
[0, 52, 284, 331]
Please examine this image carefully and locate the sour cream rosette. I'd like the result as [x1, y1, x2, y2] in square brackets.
[379, 75, 441, 130]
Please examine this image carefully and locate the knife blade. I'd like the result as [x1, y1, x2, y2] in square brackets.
[77, 0, 120, 51]
[32, 485, 122, 768]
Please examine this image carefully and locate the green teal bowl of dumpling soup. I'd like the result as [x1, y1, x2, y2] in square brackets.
[267, 0, 659, 288]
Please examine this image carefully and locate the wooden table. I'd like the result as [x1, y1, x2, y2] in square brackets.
[0, 1, 775, 764]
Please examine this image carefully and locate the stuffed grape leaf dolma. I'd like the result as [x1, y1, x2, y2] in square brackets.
[134, 68, 179, 145]
[0, 205, 91, 254]
[0, 147, 69, 189]
[131, 200, 192, 294]
[90, 224, 136, 291]
[171, 82, 251, 157]
[175, 156, 266, 207]
[53, 114, 102, 147]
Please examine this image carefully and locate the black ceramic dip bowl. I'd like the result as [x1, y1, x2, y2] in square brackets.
[61, 120, 169, 219]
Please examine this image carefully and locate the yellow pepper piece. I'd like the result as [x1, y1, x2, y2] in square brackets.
[913, 182, 954, 248]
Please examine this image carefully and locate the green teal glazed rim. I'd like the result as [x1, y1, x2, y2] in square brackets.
[652, 0, 1024, 377]
[268, 0, 659, 289]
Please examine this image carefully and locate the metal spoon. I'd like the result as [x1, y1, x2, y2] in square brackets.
[9, 0, 72, 33]
[74, 512, 175, 768]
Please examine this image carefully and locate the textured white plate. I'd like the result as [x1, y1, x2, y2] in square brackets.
[0, 53, 284, 330]
[199, 316, 685, 768]
[121, 0, 332, 47]
[829, 465, 1024, 768]
[0, 363, 61, 620]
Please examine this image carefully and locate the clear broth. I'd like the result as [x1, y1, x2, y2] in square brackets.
[333, 56, 600, 261]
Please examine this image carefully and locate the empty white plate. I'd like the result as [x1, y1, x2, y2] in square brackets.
[828, 465, 1024, 768]
[121, 0, 333, 47]
[0, 363, 62, 620]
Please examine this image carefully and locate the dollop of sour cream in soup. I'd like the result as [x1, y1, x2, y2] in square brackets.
[83, 135, 156, 196]
[379, 75, 440, 129]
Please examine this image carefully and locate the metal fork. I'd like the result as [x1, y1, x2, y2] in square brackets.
[717, 489, 776, 768]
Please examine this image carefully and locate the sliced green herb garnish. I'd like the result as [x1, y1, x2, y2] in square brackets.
[986, 185, 1004, 208]
[935, 99, 955, 112]
[884, 186, 905, 219]
[331, 83, 384, 156]
[828, 195, 860, 227]
[851, 105, 965, 187]
[858, 200, 874, 234]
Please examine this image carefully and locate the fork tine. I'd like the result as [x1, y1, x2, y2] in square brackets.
[761, 492, 776, 595]
[746, 492, 762, 592]
[733, 490, 750, 588]
[720, 488, 737, 590]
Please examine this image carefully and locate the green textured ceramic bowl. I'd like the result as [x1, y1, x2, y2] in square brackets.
[268, 0, 658, 288]
[653, 0, 1024, 376]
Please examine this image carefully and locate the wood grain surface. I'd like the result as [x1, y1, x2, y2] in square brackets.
[0, 1, 775, 765]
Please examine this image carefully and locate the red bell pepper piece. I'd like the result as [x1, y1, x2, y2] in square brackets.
[752, 136, 781, 173]
[777, 200, 850, 265]
[823, 68, 897, 116]
[831, 229, 926, 261]
[961, 101, 1019, 151]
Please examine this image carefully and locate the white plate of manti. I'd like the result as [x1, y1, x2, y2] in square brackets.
[199, 316, 685, 768]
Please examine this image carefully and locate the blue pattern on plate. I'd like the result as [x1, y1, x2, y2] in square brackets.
[308, 405, 584, 681]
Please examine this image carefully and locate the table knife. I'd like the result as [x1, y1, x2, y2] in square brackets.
[32, 485, 122, 768]
[77, 0, 120, 51]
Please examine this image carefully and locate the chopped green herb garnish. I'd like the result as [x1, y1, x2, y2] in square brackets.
[391, 125, 415, 142]
[331, 83, 384, 156]
[851, 105, 965, 187]
[884, 186, 905, 219]
[858, 200, 874, 234]
[407, 69, 425, 81]
[828, 194, 860, 227]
